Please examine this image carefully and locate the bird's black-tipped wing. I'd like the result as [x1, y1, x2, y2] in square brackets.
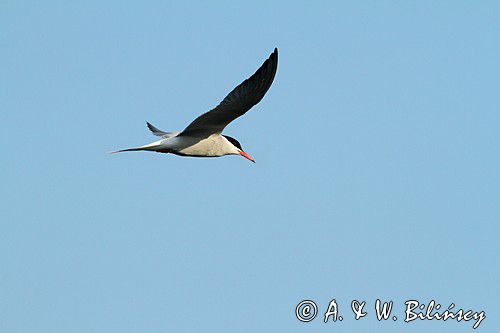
[147, 122, 169, 136]
[180, 48, 278, 136]
[146, 122, 178, 138]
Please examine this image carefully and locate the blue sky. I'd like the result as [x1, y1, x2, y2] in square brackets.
[1, 1, 498, 332]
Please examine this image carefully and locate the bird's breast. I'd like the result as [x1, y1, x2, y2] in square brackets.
[166, 135, 226, 157]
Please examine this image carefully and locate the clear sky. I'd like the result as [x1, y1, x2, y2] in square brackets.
[1, 1, 498, 332]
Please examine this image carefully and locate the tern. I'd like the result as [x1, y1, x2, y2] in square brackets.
[112, 48, 278, 163]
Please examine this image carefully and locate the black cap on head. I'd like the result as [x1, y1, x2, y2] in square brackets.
[222, 135, 243, 150]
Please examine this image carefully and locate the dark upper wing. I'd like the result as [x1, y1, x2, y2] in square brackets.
[180, 48, 278, 136]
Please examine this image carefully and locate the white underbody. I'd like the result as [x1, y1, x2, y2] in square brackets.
[140, 134, 239, 157]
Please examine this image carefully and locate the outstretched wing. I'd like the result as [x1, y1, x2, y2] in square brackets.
[146, 122, 178, 138]
[180, 48, 278, 137]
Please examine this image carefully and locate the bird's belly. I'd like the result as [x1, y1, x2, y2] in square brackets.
[167, 136, 224, 157]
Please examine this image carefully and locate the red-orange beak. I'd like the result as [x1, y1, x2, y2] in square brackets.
[239, 151, 255, 163]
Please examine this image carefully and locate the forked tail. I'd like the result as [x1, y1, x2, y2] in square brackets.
[109, 139, 166, 154]
[109, 147, 146, 154]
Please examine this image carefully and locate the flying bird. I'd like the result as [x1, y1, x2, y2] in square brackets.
[112, 48, 278, 163]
